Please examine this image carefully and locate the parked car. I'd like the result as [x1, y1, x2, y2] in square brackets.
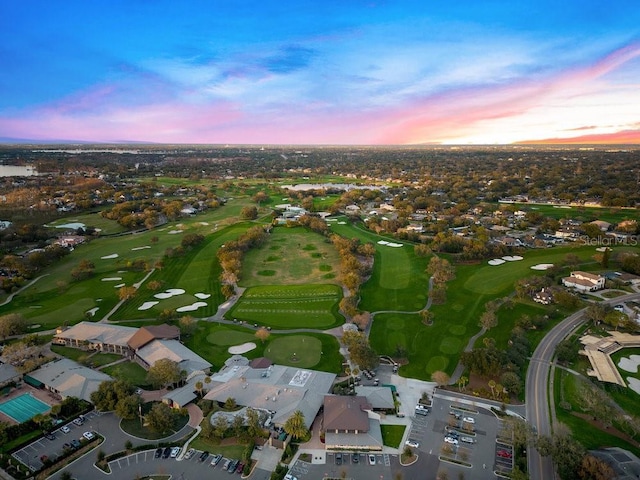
[199, 450, 209, 462]
[444, 436, 459, 445]
[335, 452, 342, 465]
[368, 454, 376, 465]
[462, 416, 475, 424]
[72, 417, 84, 426]
[63, 443, 72, 451]
[60, 426, 70, 434]
[405, 440, 420, 448]
[83, 431, 95, 440]
[170, 446, 180, 458]
[222, 459, 231, 470]
[44, 432, 56, 441]
[228, 459, 238, 472]
[497, 449, 512, 458]
[352, 453, 359, 463]
[71, 439, 81, 449]
[235, 462, 244, 473]
[185, 448, 196, 459]
[460, 436, 476, 444]
[163, 447, 172, 458]
[284, 474, 298, 480]
[154, 448, 163, 458]
[449, 410, 461, 419]
[210, 453, 222, 466]
[40, 455, 49, 463]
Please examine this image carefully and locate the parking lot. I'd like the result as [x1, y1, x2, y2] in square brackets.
[12, 411, 99, 472]
[108, 448, 251, 478]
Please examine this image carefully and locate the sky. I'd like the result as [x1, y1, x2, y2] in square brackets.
[1, 1, 639, 145]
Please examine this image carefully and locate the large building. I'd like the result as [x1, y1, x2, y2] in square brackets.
[53, 322, 211, 378]
[25, 358, 112, 403]
[204, 356, 335, 429]
[323, 395, 383, 451]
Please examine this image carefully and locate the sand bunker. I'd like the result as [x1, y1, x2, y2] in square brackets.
[531, 263, 554, 271]
[154, 288, 186, 299]
[194, 293, 211, 299]
[488, 259, 505, 266]
[618, 355, 640, 373]
[53, 222, 86, 229]
[627, 377, 640, 395]
[168, 230, 183, 234]
[102, 277, 122, 282]
[337, 221, 346, 224]
[228, 342, 257, 354]
[378, 240, 389, 245]
[176, 301, 207, 312]
[502, 255, 523, 261]
[86, 307, 99, 317]
[114, 283, 125, 288]
[131, 246, 151, 251]
[596, 247, 611, 252]
[138, 301, 159, 311]
[101, 254, 119, 259]
[199, 222, 209, 226]
[387, 242, 403, 247]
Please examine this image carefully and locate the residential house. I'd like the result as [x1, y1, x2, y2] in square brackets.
[533, 288, 554, 305]
[562, 271, 605, 292]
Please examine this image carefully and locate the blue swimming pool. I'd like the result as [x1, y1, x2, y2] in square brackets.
[0, 393, 50, 423]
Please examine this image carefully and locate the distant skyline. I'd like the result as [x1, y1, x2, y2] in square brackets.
[1, 1, 639, 145]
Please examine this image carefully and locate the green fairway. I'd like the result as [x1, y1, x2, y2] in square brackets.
[46, 211, 128, 235]
[264, 335, 323, 368]
[503, 202, 639, 225]
[227, 284, 343, 329]
[464, 245, 600, 295]
[328, 217, 429, 311]
[240, 226, 341, 286]
[185, 322, 342, 373]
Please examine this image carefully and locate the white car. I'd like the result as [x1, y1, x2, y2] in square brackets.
[368, 454, 376, 465]
[405, 440, 420, 448]
[444, 436, 459, 445]
[284, 474, 298, 480]
[463, 416, 475, 424]
[170, 446, 181, 458]
[60, 426, 70, 434]
[82, 431, 95, 440]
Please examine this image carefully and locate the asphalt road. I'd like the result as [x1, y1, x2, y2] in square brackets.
[525, 291, 640, 480]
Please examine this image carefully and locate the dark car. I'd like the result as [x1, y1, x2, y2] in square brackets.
[352, 453, 359, 463]
[335, 453, 342, 465]
[44, 432, 56, 441]
[199, 450, 209, 462]
[163, 447, 172, 459]
[235, 462, 244, 473]
[63, 443, 72, 451]
[228, 459, 238, 472]
[155, 448, 163, 458]
[71, 439, 81, 449]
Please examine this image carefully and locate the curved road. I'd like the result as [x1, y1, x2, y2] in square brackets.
[526, 291, 640, 480]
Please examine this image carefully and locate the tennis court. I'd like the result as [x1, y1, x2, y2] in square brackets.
[0, 393, 50, 423]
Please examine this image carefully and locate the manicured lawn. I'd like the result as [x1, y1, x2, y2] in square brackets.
[114, 223, 251, 320]
[381, 424, 406, 448]
[503, 203, 638, 224]
[264, 335, 323, 368]
[189, 436, 248, 459]
[89, 352, 124, 367]
[555, 369, 640, 456]
[0, 200, 254, 329]
[46, 211, 128, 235]
[328, 217, 430, 312]
[185, 322, 342, 374]
[227, 284, 343, 329]
[51, 345, 92, 362]
[103, 361, 150, 387]
[240, 226, 342, 286]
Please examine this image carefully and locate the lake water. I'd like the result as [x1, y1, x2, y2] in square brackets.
[0, 165, 38, 177]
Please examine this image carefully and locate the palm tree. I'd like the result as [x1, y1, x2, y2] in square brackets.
[283, 410, 308, 440]
[457, 376, 468, 392]
[488, 379, 496, 399]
